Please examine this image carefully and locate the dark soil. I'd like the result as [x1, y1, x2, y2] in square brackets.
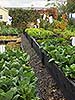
[21, 34, 67, 100]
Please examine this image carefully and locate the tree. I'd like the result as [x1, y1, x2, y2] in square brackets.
[67, 0, 75, 13]
[9, 8, 40, 29]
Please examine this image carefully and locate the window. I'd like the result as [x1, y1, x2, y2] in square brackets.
[0, 15, 3, 19]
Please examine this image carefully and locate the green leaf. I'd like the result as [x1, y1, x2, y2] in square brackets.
[5, 87, 17, 100]
[25, 55, 30, 62]
[10, 68, 18, 77]
[12, 94, 20, 100]
[49, 58, 55, 62]
[0, 89, 4, 93]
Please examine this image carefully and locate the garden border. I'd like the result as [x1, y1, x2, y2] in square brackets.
[0, 40, 17, 44]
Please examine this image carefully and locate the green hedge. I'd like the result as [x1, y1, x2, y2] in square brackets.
[9, 9, 40, 29]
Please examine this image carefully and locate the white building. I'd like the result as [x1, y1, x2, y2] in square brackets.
[0, 8, 8, 22]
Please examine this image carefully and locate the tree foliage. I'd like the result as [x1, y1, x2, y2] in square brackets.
[67, 1, 75, 13]
[9, 8, 40, 29]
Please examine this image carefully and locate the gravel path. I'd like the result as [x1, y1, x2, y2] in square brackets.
[21, 34, 67, 100]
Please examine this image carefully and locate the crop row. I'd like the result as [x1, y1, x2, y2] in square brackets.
[25, 28, 75, 79]
[0, 25, 22, 35]
[0, 48, 40, 100]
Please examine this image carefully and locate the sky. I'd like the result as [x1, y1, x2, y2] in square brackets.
[0, 0, 46, 8]
[0, 0, 67, 8]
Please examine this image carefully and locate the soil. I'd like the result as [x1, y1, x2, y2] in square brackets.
[21, 34, 68, 100]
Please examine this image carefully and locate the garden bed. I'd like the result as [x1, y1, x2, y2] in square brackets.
[0, 47, 39, 100]
[23, 32, 75, 100]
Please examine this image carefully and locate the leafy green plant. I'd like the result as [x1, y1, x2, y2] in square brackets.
[40, 44, 75, 78]
[0, 25, 22, 35]
[26, 27, 75, 79]
[53, 28, 75, 39]
[37, 37, 69, 47]
[63, 64, 75, 78]
[34, 31, 75, 79]
[25, 28, 54, 39]
[26, 24, 75, 40]
[0, 49, 40, 100]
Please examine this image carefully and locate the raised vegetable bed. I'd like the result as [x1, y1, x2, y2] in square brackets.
[0, 25, 22, 36]
[23, 32, 75, 100]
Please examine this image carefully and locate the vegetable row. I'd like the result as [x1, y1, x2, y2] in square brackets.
[25, 27, 75, 40]
[0, 48, 40, 100]
[25, 28, 75, 79]
[0, 25, 22, 35]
